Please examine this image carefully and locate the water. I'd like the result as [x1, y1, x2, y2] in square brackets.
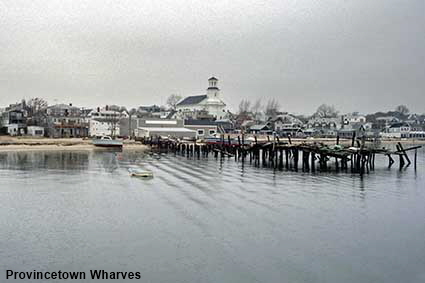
[0, 147, 424, 283]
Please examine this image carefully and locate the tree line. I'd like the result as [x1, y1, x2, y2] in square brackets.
[234, 98, 415, 122]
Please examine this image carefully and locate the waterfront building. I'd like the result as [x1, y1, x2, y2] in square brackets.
[176, 77, 227, 119]
[184, 120, 218, 138]
[46, 104, 89, 138]
[134, 119, 196, 139]
[306, 117, 341, 137]
[1, 110, 27, 136]
[89, 108, 127, 137]
[374, 116, 400, 129]
[0, 101, 28, 136]
[342, 113, 366, 125]
[27, 126, 45, 137]
[380, 122, 411, 138]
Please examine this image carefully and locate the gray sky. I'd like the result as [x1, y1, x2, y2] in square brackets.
[1, 0, 424, 114]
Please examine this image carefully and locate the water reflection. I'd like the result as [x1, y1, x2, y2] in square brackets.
[0, 151, 90, 171]
[0, 148, 424, 283]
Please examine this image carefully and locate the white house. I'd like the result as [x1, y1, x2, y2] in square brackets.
[89, 109, 127, 137]
[6, 124, 20, 136]
[134, 119, 196, 139]
[176, 77, 227, 119]
[27, 126, 45, 137]
[342, 113, 366, 125]
[381, 122, 411, 138]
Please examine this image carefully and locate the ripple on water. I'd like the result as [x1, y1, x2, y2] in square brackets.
[1, 150, 425, 283]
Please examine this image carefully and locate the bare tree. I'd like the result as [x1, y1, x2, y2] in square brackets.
[166, 94, 182, 110]
[238, 99, 251, 114]
[314, 104, 339, 118]
[395, 105, 410, 115]
[26, 97, 48, 126]
[251, 98, 263, 122]
[264, 98, 280, 119]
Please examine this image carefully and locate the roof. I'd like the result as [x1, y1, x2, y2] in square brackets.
[273, 114, 303, 124]
[138, 127, 196, 133]
[184, 119, 217, 126]
[376, 116, 399, 121]
[177, 95, 207, 106]
[250, 124, 270, 131]
[48, 104, 80, 110]
[389, 122, 409, 128]
[208, 77, 218, 81]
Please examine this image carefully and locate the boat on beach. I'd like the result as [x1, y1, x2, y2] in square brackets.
[92, 136, 123, 148]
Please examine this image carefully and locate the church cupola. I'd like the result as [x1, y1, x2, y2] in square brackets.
[208, 77, 219, 89]
[207, 76, 220, 99]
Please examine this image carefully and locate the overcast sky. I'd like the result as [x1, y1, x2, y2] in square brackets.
[1, 0, 424, 114]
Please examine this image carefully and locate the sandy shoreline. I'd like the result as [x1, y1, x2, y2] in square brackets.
[0, 137, 148, 152]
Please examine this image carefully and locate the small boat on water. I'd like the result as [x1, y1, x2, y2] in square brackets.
[129, 169, 154, 178]
[92, 136, 123, 148]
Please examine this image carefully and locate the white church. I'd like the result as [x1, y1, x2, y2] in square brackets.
[176, 77, 227, 119]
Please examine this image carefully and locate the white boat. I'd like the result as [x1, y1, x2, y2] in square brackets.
[129, 168, 154, 178]
[130, 171, 154, 178]
[92, 136, 123, 148]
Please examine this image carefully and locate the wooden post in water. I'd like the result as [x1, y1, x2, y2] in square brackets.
[414, 149, 417, 170]
[279, 149, 284, 169]
[293, 148, 299, 171]
[388, 154, 394, 168]
[311, 152, 315, 172]
[397, 142, 411, 166]
[285, 149, 289, 169]
[396, 144, 405, 169]
[305, 151, 310, 172]
[335, 157, 339, 172]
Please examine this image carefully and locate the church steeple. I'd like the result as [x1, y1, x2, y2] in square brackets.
[207, 77, 220, 99]
[208, 77, 219, 89]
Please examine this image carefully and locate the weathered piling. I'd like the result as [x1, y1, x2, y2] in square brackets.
[141, 136, 421, 176]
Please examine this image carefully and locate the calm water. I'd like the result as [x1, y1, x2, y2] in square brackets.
[0, 146, 424, 283]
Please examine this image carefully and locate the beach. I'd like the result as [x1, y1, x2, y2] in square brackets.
[0, 136, 148, 152]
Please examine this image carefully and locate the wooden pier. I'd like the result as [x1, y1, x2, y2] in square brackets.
[139, 135, 421, 175]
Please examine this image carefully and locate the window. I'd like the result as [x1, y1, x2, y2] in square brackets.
[209, 130, 216, 135]
[197, 129, 204, 136]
